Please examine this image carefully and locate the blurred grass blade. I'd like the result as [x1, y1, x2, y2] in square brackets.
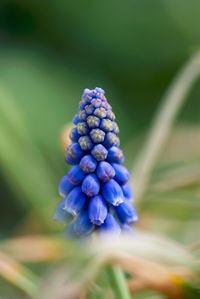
[140, 194, 200, 221]
[0, 236, 71, 263]
[188, 241, 200, 253]
[0, 85, 58, 228]
[90, 234, 197, 298]
[0, 85, 29, 137]
[151, 162, 200, 192]
[132, 51, 200, 205]
[153, 125, 200, 165]
[91, 232, 194, 267]
[0, 251, 38, 296]
[39, 258, 104, 299]
[148, 125, 200, 193]
[0, 123, 57, 228]
[111, 252, 188, 298]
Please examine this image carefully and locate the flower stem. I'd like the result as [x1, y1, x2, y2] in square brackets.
[107, 265, 131, 299]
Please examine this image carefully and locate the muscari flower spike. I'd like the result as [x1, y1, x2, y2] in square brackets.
[53, 87, 138, 237]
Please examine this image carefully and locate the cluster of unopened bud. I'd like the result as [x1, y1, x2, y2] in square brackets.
[54, 87, 138, 237]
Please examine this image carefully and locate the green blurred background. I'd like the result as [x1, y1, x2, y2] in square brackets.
[0, 1, 200, 297]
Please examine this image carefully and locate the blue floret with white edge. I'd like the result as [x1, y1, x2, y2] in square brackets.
[54, 87, 138, 237]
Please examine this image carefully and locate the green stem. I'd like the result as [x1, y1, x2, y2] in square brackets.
[107, 265, 131, 299]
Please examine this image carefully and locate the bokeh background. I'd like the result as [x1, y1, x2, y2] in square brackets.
[0, 1, 200, 298]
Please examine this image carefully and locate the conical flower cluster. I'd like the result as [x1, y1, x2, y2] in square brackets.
[54, 87, 138, 237]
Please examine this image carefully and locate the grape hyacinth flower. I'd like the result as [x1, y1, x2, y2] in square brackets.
[53, 87, 138, 237]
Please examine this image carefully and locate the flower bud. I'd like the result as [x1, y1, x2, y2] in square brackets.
[77, 122, 89, 135]
[79, 110, 87, 121]
[78, 136, 93, 151]
[87, 115, 100, 128]
[63, 186, 86, 216]
[70, 127, 80, 142]
[112, 122, 119, 134]
[81, 174, 100, 197]
[83, 88, 91, 95]
[79, 98, 89, 110]
[100, 119, 113, 132]
[67, 165, 85, 185]
[90, 129, 105, 143]
[121, 183, 133, 202]
[101, 101, 111, 110]
[94, 107, 107, 118]
[102, 179, 124, 206]
[73, 210, 94, 236]
[85, 104, 94, 115]
[88, 195, 107, 225]
[91, 144, 108, 161]
[91, 98, 102, 108]
[80, 155, 97, 173]
[97, 161, 115, 182]
[88, 89, 97, 97]
[65, 143, 84, 164]
[58, 175, 74, 197]
[107, 146, 124, 164]
[107, 110, 115, 121]
[100, 213, 121, 236]
[53, 199, 73, 224]
[95, 87, 105, 94]
[72, 114, 80, 125]
[104, 132, 120, 148]
[112, 163, 130, 185]
[115, 200, 138, 224]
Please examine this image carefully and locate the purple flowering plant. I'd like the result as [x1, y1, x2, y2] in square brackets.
[53, 87, 138, 237]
